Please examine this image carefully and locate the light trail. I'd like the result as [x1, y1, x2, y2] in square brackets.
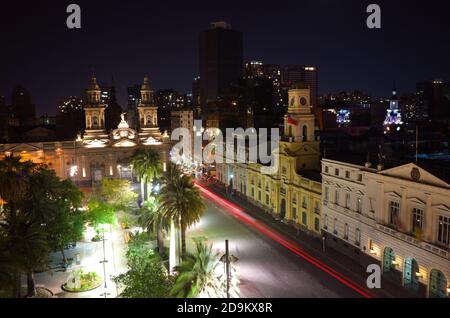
[195, 182, 374, 299]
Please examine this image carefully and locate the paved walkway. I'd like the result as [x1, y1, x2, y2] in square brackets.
[198, 179, 415, 298]
[29, 220, 128, 298]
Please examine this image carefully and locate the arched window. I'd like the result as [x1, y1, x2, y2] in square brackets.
[146, 115, 152, 126]
[302, 125, 308, 141]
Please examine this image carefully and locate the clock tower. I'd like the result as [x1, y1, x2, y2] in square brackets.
[284, 82, 316, 143]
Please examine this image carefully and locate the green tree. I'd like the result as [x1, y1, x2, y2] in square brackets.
[170, 241, 221, 298]
[86, 198, 115, 234]
[113, 243, 173, 298]
[0, 155, 36, 297]
[131, 148, 161, 201]
[98, 178, 137, 211]
[160, 162, 205, 259]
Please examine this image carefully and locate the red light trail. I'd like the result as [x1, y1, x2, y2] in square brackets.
[195, 182, 374, 299]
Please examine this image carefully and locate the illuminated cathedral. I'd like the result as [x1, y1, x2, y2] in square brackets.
[0, 75, 170, 186]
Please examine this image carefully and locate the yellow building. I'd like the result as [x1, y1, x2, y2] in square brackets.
[217, 83, 323, 236]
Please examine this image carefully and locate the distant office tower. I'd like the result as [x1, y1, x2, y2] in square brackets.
[282, 65, 319, 109]
[192, 76, 201, 118]
[57, 96, 85, 138]
[199, 21, 243, 118]
[415, 80, 450, 124]
[127, 85, 141, 128]
[10, 85, 36, 126]
[104, 84, 123, 131]
[154, 89, 189, 132]
[244, 61, 264, 79]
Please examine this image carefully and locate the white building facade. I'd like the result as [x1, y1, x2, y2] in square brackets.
[322, 159, 450, 298]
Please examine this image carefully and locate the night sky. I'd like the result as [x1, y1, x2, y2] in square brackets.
[1, 0, 449, 115]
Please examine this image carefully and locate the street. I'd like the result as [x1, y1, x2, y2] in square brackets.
[186, 185, 369, 298]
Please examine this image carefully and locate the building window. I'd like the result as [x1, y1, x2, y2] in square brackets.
[292, 194, 297, 205]
[356, 197, 362, 214]
[437, 215, 450, 247]
[411, 208, 424, 233]
[357, 174, 362, 182]
[345, 171, 350, 179]
[302, 212, 307, 225]
[314, 218, 320, 232]
[335, 168, 339, 176]
[314, 201, 320, 214]
[324, 214, 328, 230]
[302, 196, 307, 208]
[266, 194, 269, 205]
[344, 223, 349, 240]
[333, 218, 338, 235]
[325, 166, 329, 173]
[251, 188, 254, 197]
[355, 228, 361, 246]
[335, 189, 339, 205]
[292, 207, 297, 220]
[345, 193, 351, 208]
[389, 201, 400, 227]
[324, 187, 329, 201]
[258, 191, 261, 201]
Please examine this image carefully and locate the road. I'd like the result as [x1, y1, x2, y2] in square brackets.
[186, 184, 370, 298]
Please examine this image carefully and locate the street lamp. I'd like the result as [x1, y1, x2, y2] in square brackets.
[219, 240, 239, 298]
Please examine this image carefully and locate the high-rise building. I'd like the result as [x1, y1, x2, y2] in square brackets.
[244, 61, 264, 79]
[10, 85, 36, 126]
[192, 76, 201, 118]
[56, 96, 85, 138]
[154, 89, 189, 132]
[199, 21, 243, 119]
[415, 80, 450, 124]
[282, 65, 319, 109]
[104, 84, 123, 131]
[127, 85, 141, 128]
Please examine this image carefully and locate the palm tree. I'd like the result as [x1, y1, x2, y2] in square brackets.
[159, 162, 206, 260]
[131, 148, 161, 201]
[138, 196, 166, 254]
[170, 240, 221, 298]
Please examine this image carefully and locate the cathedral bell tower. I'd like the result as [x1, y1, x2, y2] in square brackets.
[138, 75, 161, 141]
[82, 74, 109, 145]
[284, 82, 316, 143]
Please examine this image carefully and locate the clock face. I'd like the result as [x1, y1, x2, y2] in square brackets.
[300, 97, 307, 106]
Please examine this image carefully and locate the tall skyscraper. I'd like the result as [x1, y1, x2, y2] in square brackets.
[415, 80, 450, 124]
[127, 84, 141, 128]
[199, 21, 243, 119]
[282, 65, 319, 110]
[10, 85, 36, 126]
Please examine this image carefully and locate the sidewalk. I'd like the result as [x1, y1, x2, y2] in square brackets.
[198, 179, 415, 298]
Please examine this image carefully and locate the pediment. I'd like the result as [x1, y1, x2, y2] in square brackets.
[4, 143, 42, 152]
[407, 197, 426, 206]
[379, 163, 449, 188]
[385, 191, 401, 199]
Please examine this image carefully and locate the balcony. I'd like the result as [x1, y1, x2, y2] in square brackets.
[376, 224, 450, 260]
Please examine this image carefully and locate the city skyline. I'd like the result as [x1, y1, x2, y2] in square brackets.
[1, 0, 450, 115]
